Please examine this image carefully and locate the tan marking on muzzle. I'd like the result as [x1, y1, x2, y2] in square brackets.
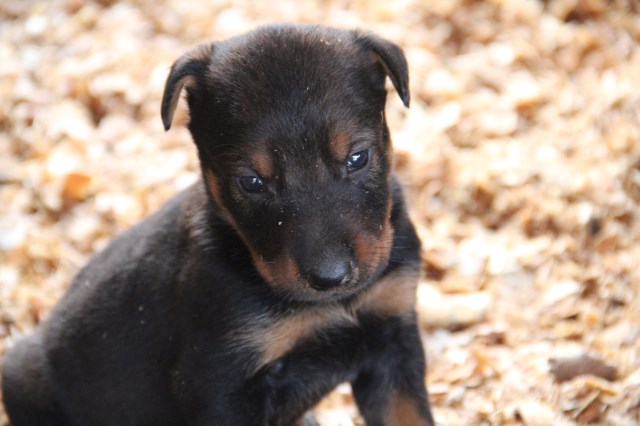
[353, 215, 394, 275]
[253, 253, 299, 291]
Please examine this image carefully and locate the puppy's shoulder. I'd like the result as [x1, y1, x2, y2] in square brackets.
[49, 183, 206, 309]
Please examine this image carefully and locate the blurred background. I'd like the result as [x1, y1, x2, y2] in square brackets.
[1, 0, 639, 424]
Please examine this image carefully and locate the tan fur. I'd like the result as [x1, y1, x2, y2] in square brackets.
[330, 132, 352, 162]
[356, 268, 418, 318]
[203, 170, 223, 206]
[251, 151, 273, 178]
[237, 266, 418, 374]
[253, 254, 300, 292]
[203, 170, 234, 223]
[387, 392, 431, 426]
[353, 214, 394, 274]
[240, 304, 357, 373]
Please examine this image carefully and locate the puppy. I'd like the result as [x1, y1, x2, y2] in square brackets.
[2, 24, 434, 425]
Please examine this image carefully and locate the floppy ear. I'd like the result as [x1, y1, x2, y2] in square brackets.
[355, 32, 410, 108]
[161, 43, 214, 131]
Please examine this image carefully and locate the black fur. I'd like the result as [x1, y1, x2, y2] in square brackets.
[2, 24, 434, 425]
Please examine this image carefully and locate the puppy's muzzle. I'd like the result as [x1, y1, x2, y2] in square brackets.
[303, 250, 358, 291]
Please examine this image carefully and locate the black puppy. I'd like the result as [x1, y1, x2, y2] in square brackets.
[2, 24, 434, 425]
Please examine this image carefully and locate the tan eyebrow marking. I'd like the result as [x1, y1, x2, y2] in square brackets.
[330, 131, 352, 162]
[251, 150, 274, 178]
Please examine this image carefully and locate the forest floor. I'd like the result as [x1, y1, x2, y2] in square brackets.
[1, 0, 640, 424]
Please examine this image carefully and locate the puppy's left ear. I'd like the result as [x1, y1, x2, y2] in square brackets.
[355, 32, 410, 107]
[161, 43, 214, 131]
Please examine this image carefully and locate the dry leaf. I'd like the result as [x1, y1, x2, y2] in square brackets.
[549, 354, 618, 383]
[417, 284, 491, 329]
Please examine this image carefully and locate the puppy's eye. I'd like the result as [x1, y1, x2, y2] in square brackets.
[346, 150, 369, 174]
[239, 176, 266, 193]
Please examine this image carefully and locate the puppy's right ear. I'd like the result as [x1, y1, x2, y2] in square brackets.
[161, 44, 214, 131]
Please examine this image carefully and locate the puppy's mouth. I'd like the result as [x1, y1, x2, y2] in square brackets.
[251, 250, 387, 303]
[243, 219, 394, 303]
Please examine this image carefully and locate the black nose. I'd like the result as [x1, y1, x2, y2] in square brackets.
[307, 259, 353, 290]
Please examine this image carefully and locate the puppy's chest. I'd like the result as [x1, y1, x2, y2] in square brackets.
[234, 269, 418, 374]
[237, 303, 358, 375]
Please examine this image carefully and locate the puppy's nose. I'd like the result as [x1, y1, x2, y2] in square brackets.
[307, 260, 353, 290]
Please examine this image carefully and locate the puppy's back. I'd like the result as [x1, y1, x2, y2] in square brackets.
[2, 185, 199, 425]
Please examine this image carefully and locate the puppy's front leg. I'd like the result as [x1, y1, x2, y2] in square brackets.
[179, 383, 268, 426]
[351, 317, 434, 426]
[173, 354, 270, 426]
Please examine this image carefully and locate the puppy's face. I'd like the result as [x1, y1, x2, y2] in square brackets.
[162, 25, 409, 302]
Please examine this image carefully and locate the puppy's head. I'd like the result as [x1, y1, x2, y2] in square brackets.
[162, 25, 409, 303]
